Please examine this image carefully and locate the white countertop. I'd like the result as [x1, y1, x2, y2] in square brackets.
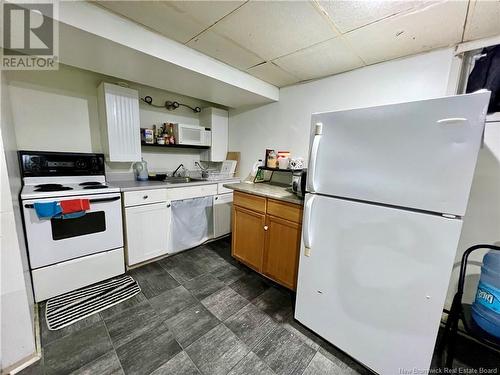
[110, 178, 240, 192]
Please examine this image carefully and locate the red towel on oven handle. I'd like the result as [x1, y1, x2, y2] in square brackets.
[60, 199, 90, 214]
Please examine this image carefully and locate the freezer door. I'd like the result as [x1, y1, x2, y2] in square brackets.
[307, 91, 490, 216]
[295, 194, 463, 374]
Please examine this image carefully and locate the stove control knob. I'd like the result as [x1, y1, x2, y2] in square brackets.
[76, 159, 87, 169]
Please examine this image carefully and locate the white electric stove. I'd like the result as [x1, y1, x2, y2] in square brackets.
[19, 151, 125, 302]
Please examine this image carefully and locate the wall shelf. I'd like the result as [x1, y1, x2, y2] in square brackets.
[258, 166, 301, 172]
[141, 142, 209, 150]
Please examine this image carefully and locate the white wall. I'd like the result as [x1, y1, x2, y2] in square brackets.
[6, 64, 219, 175]
[229, 48, 455, 176]
[447, 123, 500, 307]
[228, 47, 500, 310]
[1, 72, 37, 371]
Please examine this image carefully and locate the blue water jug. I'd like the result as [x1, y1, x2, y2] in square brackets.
[471, 250, 500, 338]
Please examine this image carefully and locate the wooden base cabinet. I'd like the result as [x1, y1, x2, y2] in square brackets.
[263, 215, 301, 290]
[231, 191, 302, 290]
[232, 205, 266, 272]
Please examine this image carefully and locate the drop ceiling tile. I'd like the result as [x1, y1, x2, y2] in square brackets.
[167, 1, 245, 29]
[96, 1, 244, 44]
[463, 0, 500, 42]
[187, 29, 264, 70]
[247, 62, 300, 87]
[344, 1, 468, 65]
[210, 0, 339, 61]
[318, 0, 435, 33]
[274, 37, 364, 81]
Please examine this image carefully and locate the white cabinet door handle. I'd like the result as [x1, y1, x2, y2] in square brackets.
[264, 225, 268, 231]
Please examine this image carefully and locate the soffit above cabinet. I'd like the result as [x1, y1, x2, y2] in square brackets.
[92, 0, 500, 88]
[54, 1, 278, 108]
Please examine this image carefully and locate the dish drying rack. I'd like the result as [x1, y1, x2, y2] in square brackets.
[188, 169, 235, 181]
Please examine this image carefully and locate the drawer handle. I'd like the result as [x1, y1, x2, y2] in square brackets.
[167, 204, 171, 208]
[143, 195, 148, 199]
[264, 225, 268, 231]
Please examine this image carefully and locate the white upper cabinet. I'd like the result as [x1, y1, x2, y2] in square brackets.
[98, 82, 141, 162]
[200, 107, 228, 162]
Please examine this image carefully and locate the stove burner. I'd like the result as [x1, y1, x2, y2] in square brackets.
[79, 181, 103, 186]
[35, 186, 73, 192]
[35, 183, 63, 188]
[83, 185, 108, 190]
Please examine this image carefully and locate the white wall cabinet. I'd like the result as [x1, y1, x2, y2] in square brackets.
[98, 82, 141, 162]
[124, 201, 171, 266]
[200, 107, 228, 162]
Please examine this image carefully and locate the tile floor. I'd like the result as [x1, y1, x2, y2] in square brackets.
[21, 237, 499, 375]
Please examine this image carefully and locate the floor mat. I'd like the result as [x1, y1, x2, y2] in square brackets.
[45, 275, 141, 330]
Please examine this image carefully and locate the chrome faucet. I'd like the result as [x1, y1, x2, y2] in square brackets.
[172, 164, 185, 177]
[195, 161, 207, 171]
[195, 161, 209, 179]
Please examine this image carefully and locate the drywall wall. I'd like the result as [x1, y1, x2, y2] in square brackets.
[228, 47, 500, 310]
[5, 64, 218, 174]
[446, 121, 500, 307]
[229, 48, 456, 176]
[1, 72, 37, 371]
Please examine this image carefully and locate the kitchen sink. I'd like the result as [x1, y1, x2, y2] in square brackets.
[164, 176, 203, 184]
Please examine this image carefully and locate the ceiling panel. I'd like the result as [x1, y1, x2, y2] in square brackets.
[187, 29, 263, 70]
[318, 0, 433, 33]
[463, 0, 500, 42]
[209, 0, 339, 61]
[344, 1, 468, 65]
[247, 62, 300, 87]
[96, 1, 244, 44]
[274, 37, 364, 81]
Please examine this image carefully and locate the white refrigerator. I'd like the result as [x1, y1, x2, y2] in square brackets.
[295, 91, 491, 374]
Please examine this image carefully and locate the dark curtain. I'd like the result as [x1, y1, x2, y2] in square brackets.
[466, 45, 500, 113]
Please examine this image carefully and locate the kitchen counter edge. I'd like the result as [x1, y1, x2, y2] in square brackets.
[112, 178, 241, 192]
[223, 182, 304, 206]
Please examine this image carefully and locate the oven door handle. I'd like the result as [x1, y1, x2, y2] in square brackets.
[24, 196, 121, 209]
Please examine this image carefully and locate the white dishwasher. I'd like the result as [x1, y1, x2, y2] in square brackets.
[213, 193, 233, 238]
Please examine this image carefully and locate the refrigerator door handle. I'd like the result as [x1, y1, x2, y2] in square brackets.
[307, 123, 322, 193]
[303, 195, 314, 251]
[436, 117, 467, 125]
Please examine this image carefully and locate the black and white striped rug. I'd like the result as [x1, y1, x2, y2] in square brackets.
[45, 275, 141, 330]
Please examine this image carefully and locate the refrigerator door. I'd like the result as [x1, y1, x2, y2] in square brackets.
[295, 193, 463, 374]
[307, 91, 490, 216]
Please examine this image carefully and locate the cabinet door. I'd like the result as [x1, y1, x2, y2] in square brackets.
[125, 202, 170, 266]
[98, 82, 141, 162]
[263, 215, 301, 290]
[200, 107, 228, 162]
[232, 205, 265, 271]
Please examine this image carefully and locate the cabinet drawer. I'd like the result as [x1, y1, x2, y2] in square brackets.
[233, 191, 266, 213]
[218, 182, 237, 194]
[167, 184, 217, 200]
[32, 248, 125, 302]
[267, 199, 303, 223]
[123, 189, 168, 207]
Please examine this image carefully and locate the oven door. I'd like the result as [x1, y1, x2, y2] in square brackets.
[22, 192, 124, 269]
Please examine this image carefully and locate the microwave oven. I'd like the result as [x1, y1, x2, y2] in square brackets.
[173, 124, 211, 146]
